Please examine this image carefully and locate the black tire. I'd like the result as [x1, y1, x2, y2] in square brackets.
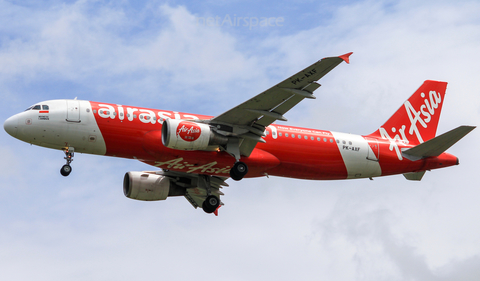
[60, 164, 72, 177]
[202, 195, 220, 213]
[230, 161, 248, 181]
[230, 170, 242, 181]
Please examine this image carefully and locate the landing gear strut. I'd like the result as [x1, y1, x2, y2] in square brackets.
[225, 138, 249, 181]
[230, 161, 248, 181]
[197, 175, 222, 214]
[61, 147, 74, 177]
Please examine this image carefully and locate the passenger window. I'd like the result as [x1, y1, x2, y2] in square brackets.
[32, 105, 41, 110]
[42, 105, 49, 110]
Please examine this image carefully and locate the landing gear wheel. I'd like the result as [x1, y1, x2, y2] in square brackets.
[202, 195, 220, 214]
[230, 161, 248, 181]
[60, 164, 72, 177]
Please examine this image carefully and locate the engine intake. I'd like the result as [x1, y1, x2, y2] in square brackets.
[161, 119, 227, 151]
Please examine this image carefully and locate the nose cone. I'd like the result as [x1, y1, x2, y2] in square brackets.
[4, 115, 18, 138]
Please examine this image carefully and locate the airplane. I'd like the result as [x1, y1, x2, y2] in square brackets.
[4, 52, 476, 215]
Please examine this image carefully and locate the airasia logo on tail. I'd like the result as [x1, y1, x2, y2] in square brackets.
[404, 90, 442, 143]
[177, 122, 201, 142]
[379, 89, 443, 160]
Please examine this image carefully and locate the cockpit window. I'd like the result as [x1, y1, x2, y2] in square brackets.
[24, 104, 49, 111]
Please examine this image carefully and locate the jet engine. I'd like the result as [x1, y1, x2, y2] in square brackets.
[123, 171, 185, 201]
[161, 119, 227, 150]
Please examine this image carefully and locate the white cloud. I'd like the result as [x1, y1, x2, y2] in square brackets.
[0, 2, 265, 112]
[256, 0, 480, 133]
[1, 0, 479, 280]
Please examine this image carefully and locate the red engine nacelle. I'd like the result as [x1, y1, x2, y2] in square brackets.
[161, 119, 227, 151]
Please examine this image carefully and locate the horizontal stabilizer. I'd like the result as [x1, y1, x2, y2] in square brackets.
[402, 125, 476, 160]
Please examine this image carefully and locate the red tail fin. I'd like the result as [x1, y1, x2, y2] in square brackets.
[368, 80, 447, 145]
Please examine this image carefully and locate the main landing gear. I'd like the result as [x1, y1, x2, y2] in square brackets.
[197, 175, 222, 214]
[60, 147, 74, 177]
[200, 161, 247, 214]
[230, 161, 248, 181]
[202, 195, 220, 214]
[225, 138, 249, 181]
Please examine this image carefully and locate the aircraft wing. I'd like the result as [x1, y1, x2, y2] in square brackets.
[207, 52, 352, 157]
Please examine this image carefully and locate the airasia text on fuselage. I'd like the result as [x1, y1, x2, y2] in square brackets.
[96, 103, 202, 124]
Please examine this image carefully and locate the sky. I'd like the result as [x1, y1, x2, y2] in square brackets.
[1, 0, 480, 280]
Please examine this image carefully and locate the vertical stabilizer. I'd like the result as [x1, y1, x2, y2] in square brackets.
[368, 80, 447, 145]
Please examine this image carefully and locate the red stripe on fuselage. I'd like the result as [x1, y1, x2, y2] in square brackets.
[89, 101, 348, 179]
[89, 101, 457, 180]
[258, 126, 348, 180]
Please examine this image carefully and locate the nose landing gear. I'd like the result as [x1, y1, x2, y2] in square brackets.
[61, 147, 74, 177]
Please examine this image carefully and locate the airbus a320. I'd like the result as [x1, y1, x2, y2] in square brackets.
[4, 53, 475, 215]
